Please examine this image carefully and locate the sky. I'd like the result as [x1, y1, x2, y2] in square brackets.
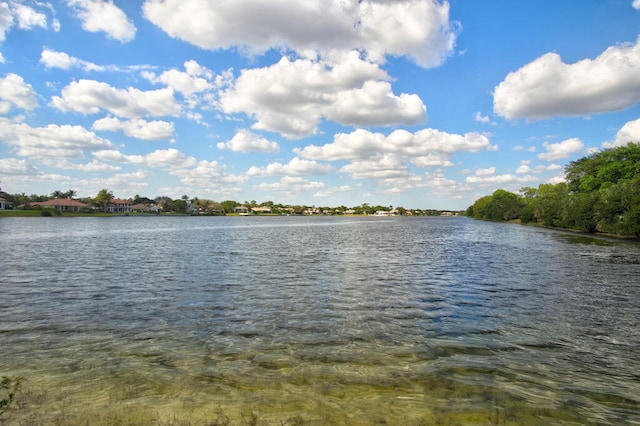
[1, 0, 640, 210]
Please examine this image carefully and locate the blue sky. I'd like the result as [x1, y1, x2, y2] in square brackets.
[1, 0, 640, 210]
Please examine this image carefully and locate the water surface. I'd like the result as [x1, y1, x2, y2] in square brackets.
[1, 216, 639, 425]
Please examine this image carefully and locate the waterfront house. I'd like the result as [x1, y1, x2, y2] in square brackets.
[251, 206, 272, 214]
[28, 198, 90, 212]
[234, 205, 249, 215]
[132, 203, 160, 213]
[108, 198, 133, 213]
[0, 197, 13, 210]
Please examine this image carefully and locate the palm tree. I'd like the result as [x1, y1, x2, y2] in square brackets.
[51, 190, 64, 199]
[95, 189, 114, 212]
[65, 189, 77, 199]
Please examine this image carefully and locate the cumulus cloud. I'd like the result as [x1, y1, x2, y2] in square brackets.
[0, 73, 38, 111]
[92, 116, 174, 140]
[142, 60, 213, 97]
[474, 166, 496, 177]
[67, 0, 136, 42]
[425, 171, 471, 195]
[94, 148, 246, 187]
[494, 37, 640, 119]
[314, 185, 352, 198]
[339, 153, 412, 180]
[538, 138, 584, 161]
[0, 118, 114, 158]
[296, 128, 493, 167]
[0, 157, 40, 174]
[60, 159, 121, 172]
[12, 2, 48, 30]
[247, 157, 333, 177]
[1, 1, 52, 41]
[219, 53, 425, 138]
[51, 79, 180, 118]
[474, 112, 490, 123]
[633, 0, 640, 10]
[327, 81, 426, 127]
[142, 0, 456, 68]
[216, 129, 279, 153]
[466, 172, 537, 185]
[253, 176, 325, 195]
[40, 48, 104, 71]
[604, 117, 640, 148]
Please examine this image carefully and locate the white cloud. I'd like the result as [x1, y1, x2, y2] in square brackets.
[178, 159, 247, 187]
[13, 3, 47, 30]
[92, 116, 174, 140]
[40, 48, 104, 71]
[0, 3, 14, 42]
[474, 112, 490, 123]
[51, 79, 180, 118]
[0, 73, 38, 111]
[633, 0, 640, 10]
[516, 161, 532, 174]
[67, 0, 136, 42]
[142, 0, 456, 68]
[0, 118, 114, 158]
[603, 117, 640, 148]
[93, 148, 246, 188]
[253, 176, 325, 194]
[219, 53, 425, 138]
[296, 128, 493, 165]
[494, 37, 640, 119]
[425, 171, 471, 195]
[142, 60, 213, 97]
[61, 159, 121, 172]
[1, 2, 50, 41]
[466, 173, 537, 185]
[216, 129, 279, 153]
[247, 157, 333, 177]
[0, 157, 40, 174]
[327, 81, 426, 127]
[339, 153, 412, 180]
[474, 166, 496, 177]
[538, 138, 584, 161]
[314, 185, 352, 198]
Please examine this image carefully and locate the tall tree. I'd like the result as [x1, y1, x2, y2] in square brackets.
[95, 189, 114, 212]
[565, 142, 640, 193]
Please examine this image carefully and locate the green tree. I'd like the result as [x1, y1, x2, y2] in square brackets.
[486, 189, 523, 221]
[565, 142, 640, 192]
[95, 189, 114, 212]
[221, 200, 238, 214]
[535, 183, 569, 227]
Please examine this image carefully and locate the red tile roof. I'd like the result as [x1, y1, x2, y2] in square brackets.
[31, 198, 90, 207]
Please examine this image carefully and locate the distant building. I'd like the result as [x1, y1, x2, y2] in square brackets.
[108, 198, 133, 213]
[251, 206, 272, 214]
[0, 197, 13, 210]
[234, 205, 249, 215]
[29, 198, 89, 212]
[132, 203, 160, 213]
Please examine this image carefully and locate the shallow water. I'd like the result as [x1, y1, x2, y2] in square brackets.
[1, 216, 639, 425]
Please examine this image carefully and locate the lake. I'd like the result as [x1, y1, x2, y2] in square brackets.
[1, 215, 639, 425]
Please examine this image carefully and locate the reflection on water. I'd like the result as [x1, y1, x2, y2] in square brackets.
[1, 216, 639, 425]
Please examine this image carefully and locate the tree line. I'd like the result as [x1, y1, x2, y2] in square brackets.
[1, 187, 454, 216]
[466, 143, 640, 237]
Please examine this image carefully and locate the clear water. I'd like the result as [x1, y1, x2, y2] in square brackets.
[1, 216, 639, 425]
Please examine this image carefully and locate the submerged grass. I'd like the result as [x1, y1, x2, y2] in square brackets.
[0, 365, 603, 426]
